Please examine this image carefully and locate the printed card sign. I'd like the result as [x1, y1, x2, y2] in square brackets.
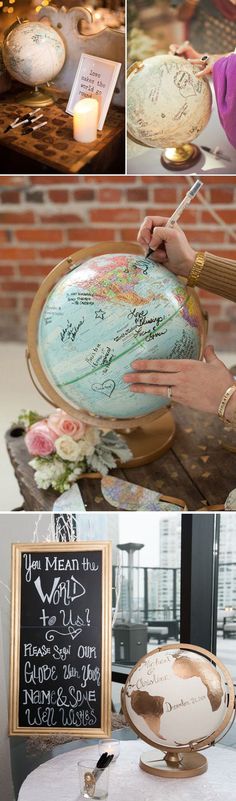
[66, 54, 122, 130]
[9, 542, 111, 736]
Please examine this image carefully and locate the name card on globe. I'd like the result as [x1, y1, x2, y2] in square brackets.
[9, 542, 112, 736]
[66, 53, 121, 130]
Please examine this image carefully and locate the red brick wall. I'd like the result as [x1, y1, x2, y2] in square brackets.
[0, 175, 235, 350]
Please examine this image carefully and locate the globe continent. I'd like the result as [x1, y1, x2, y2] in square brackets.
[128, 55, 212, 148]
[3, 22, 65, 86]
[124, 648, 227, 748]
[38, 253, 204, 420]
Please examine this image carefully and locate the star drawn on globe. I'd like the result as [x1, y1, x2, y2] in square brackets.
[95, 309, 105, 320]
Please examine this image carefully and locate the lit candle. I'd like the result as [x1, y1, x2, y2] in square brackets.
[98, 740, 120, 761]
[73, 98, 99, 144]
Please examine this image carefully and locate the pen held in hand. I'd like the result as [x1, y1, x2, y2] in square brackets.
[145, 179, 203, 259]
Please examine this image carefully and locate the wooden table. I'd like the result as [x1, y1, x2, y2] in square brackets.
[5, 406, 236, 511]
[0, 94, 125, 174]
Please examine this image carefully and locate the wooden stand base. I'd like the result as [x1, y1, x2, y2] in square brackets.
[161, 144, 201, 171]
[119, 409, 175, 467]
[140, 748, 208, 778]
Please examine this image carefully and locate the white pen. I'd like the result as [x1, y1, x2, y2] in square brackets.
[30, 114, 44, 124]
[11, 109, 43, 129]
[146, 180, 203, 258]
[22, 121, 48, 135]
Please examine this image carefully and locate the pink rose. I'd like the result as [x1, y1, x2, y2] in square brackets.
[25, 422, 57, 457]
[47, 409, 86, 440]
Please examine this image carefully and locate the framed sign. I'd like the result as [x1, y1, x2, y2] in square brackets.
[9, 541, 112, 736]
[66, 53, 122, 130]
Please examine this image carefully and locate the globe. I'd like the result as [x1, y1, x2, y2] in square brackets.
[2, 20, 65, 87]
[127, 54, 212, 148]
[122, 646, 230, 750]
[36, 252, 204, 421]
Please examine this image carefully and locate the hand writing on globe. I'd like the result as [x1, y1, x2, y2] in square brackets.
[137, 215, 195, 277]
[123, 345, 236, 417]
[169, 41, 228, 78]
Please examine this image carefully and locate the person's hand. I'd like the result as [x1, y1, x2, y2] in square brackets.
[123, 345, 236, 416]
[137, 216, 196, 277]
[169, 40, 224, 77]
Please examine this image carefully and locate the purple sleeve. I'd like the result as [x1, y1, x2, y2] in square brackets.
[212, 54, 236, 149]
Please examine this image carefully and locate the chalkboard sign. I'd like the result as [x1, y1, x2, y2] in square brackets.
[9, 542, 112, 736]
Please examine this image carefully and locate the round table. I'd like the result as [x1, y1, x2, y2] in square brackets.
[18, 739, 236, 801]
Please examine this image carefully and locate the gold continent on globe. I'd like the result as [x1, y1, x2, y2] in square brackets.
[2, 21, 65, 86]
[122, 648, 229, 748]
[127, 54, 212, 148]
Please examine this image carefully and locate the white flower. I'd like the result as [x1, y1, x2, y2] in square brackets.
[84, 426, 101, 447]
[55, 435, 81, 462]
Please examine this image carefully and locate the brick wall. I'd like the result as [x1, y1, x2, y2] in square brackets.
[0, 175, 235, 350]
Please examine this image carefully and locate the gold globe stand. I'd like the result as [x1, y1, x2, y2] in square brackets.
[140, 748, 207, 778]
[161, 144, 201, 171]
[17, 85, 55, 108]
[120, 409, 175, 467]
[27, 242, 205, 468]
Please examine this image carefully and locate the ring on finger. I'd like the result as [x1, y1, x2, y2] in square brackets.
[201, 54, 209, 64]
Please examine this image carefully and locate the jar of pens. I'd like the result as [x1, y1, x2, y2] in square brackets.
[78, 751, 115, 799]
[4, 107, 47, 136]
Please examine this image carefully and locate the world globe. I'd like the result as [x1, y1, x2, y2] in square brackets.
[2, 20, 65, 87]
[34, 251, 205, 422]
[122, 644, 234, 777]
[127, 54, 212, 148]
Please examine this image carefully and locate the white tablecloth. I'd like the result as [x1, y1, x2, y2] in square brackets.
[127, 83, 236, 175]
[18, 739, 236, 801]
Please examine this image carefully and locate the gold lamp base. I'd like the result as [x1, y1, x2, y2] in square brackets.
[120, 408, 175, 468]
[161, 144, 201, 171]
[140, 748, 208, 778]
[15, 86, 55, 108]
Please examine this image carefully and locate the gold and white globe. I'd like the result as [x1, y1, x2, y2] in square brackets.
[127, 55, 212, 148]
[122, 644, 234, 777]
[2, 20, 65, 87]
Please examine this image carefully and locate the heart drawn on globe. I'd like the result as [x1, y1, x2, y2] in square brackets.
[92, 380, 115, 398]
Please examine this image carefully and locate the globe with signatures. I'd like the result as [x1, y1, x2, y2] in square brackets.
[122, 646, 232, 751]
[36, 252, 205, 421]
[2, 21, 65, 87]
[128, 55, 212, 147]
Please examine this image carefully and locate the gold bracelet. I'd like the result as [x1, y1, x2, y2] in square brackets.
[218, 385, 236, 420]
[187, 252, 205, 287]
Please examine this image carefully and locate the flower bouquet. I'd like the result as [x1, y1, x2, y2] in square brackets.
[17, 409, 132, 494]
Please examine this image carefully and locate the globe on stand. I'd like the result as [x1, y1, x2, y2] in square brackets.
[27, 243, 206, 468]
[2, 19, 65, 107]
[121, 643, 235, 778]
[127, 55, 212, 170]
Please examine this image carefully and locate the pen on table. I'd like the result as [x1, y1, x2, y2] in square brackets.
[145, 179, 203, 259]
[22, 120, 48, 135]
[4, 117, 20, 133]
[4, 108, 42, 132]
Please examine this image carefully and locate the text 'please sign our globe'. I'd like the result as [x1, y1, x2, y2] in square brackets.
[37, 253, 204, 421]
[122, 647, 229, 750]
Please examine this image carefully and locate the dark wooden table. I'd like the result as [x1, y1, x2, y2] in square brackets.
[0, 94, 125, 174]
[5, 406, 236, 511]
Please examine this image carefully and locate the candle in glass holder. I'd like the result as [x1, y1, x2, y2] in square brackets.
[98, 740, 120, 762]
[73, 98, 98, 143]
